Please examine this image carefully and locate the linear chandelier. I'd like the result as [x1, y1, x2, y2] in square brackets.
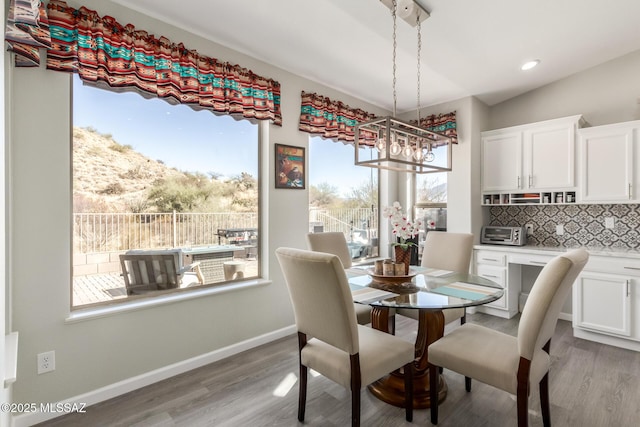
[355, 0, 452, 174]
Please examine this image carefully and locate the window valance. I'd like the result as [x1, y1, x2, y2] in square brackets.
[5, 0, 52, 67]
[417, 111, 458, 145]
[299, 91, 377, 144]
[31, 0, 282, 125]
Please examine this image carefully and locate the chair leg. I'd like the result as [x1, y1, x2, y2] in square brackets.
[429, 364, 439, 425]
[461, 308, 466, 325]
[298, 363, 307, 422]
[517, 357, 531, 427]
[297, 332, 307, 422]
[350, 354, 362, 427]
[540, 373, 551, 427]
[465, 376, 472, 392]
[404, 362, 414, 422]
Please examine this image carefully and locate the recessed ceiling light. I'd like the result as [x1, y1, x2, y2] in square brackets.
[521, 60, 540, 71]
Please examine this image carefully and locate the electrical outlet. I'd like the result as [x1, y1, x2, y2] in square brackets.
[556, 224, 564, 235]
[605, 217, 615, 229]
[525, 224, 533, 235]
[37, 351, 55, 374]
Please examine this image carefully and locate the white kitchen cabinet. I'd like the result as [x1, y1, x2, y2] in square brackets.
[574, 272, 632, 337]
[572, 255, 640, 349]
[474, 245, 640, 352]
[578, 120, 640, 202]
[473, 249, 518, 318]
[481, 132, 522, 191]
[481, 115, 583, 204]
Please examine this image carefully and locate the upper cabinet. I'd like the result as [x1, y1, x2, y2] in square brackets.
[481, 115, 583, 205]
[578, 121, 640, 203]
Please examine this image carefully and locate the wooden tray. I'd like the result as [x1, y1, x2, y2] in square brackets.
[367, 268, 417, 284]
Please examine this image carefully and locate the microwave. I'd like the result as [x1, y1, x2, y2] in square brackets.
[481, 226, 527, 246]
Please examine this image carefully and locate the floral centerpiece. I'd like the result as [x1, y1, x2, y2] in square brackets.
[383, 202, 422, 274]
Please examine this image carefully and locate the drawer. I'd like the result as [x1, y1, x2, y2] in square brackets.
[584, 256, 640, 277]
[475, 250, 507, 267]
[508, 253, 554, 267]
[476, 264, 506, 287]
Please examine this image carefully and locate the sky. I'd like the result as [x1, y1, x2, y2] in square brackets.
[72, 74, 373, 196]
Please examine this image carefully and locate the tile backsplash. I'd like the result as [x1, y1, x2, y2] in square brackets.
[489, 204, 640, 249]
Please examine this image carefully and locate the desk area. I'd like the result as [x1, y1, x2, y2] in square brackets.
[347, 266, 503, 408]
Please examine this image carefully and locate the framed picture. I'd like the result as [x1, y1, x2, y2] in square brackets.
[275, 143, 305, 189]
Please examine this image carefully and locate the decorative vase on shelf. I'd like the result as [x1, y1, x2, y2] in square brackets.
[394, 245, 411, 275]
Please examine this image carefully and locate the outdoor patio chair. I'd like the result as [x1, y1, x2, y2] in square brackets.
[119, 253, 203, 295]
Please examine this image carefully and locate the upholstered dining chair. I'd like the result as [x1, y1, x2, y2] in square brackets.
[306, 232, 372, 325]
[397, 231, 474, 325]
[276, 247, 414, 427]
[428, 248, 589, 427]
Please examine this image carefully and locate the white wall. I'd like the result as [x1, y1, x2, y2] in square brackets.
[7, 0, 389, 415]
[489, 49, 640, 129]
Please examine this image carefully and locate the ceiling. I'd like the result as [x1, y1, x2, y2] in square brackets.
[111, 0, 640, 113]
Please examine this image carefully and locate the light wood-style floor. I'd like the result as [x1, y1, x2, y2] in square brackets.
[36, 313, 640, 426]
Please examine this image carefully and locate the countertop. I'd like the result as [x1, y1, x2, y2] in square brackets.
[474, 244, 640, 260]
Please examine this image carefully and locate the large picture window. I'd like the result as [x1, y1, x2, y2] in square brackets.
[72, 75, 260, 308]
[308, 137, 379, 262]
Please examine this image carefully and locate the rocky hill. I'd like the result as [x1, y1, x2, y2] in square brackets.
[72, 126, 185, 212]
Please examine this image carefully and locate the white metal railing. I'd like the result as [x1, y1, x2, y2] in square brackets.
[309, 207, 378, 242]
[73, 211, 257, 253]
[74, 208, 378, 254]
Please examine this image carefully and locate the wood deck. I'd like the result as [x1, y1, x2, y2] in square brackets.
[73, 259, 258, 306]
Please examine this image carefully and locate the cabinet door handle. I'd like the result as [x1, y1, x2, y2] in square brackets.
[530, 261, 547, 265]
[626, 280, 630, 297]
[528, 175, 533, 188]
[517, 176, 521, 189]
[481, 258, 499, 262]
[483, 274, 500, 279]
[629, 183, 633, 200]
[623, 266, 640, 271]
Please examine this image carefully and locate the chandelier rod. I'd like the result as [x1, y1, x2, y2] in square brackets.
[392, 0, 397, 117]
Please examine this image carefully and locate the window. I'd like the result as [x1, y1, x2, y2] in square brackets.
[72, 75, 260, 308]
[308, 137, 379, 262]
[415, 145, 448, 261]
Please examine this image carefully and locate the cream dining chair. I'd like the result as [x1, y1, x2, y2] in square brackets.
[276, 247, 414, 427]
[428, 248, 589, 427]
[397, 231, 474, 326]
[306, 232, 372, 325]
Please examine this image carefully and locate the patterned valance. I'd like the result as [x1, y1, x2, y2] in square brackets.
[43, 0, 281, 125]
[5, 0, 52, 67]
[417, 111, 457, 145]
[299, 91, 377, 144]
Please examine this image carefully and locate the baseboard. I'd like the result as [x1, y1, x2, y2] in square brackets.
[12, 324, 297, 427]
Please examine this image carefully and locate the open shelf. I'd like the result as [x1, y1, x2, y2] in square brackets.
[482, 190, 577, 206]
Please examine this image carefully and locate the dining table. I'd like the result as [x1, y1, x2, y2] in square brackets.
[346, 265, 504, 409]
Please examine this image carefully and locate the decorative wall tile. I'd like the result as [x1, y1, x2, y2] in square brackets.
[489, 204, 640, 249]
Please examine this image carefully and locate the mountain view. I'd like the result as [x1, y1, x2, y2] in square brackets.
[72, 126, 258, 214]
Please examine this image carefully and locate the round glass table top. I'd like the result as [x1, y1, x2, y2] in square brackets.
[347, 266, 504, 310]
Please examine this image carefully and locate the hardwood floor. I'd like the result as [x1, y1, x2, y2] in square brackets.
[36, 313, 640, 426]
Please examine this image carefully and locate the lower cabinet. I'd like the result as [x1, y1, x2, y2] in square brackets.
[572, 259, 640, 351]
[574, 272, 632, 337]
[473, 246, 640, 351]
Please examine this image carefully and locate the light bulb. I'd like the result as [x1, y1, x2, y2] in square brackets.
[402, 143, 414, 158]
[389, 140, 402, 156]
[375, 129, 386, 152]
[414, 146, 425, 161]
[425, 149, 435, 162]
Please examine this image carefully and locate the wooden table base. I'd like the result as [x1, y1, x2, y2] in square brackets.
[369, 307, 447, 408]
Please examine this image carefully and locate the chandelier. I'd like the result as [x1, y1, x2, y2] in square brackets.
[355, 0, 452, 174]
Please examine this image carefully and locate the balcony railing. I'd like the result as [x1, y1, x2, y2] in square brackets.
[73, 211, 258, 254]
[73, 208, 378, 254]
